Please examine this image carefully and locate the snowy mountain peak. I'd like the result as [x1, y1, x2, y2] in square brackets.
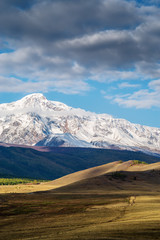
[0, 94, 160, 154]
[20, 93, 47, 102]
[0, 93, 72, 118]
[16, 93, 48, 109]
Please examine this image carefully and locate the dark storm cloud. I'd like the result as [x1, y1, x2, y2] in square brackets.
[1, 0, 158, 70]
[58, 30, 140, 68]
[0, 0, 158, 69]
[0, 0, 141, 42]
[0, 0, 160, 103]
[4, 0, 38, 9]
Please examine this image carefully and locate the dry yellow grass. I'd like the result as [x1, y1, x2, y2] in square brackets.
[0, 192, 160, 239]
[0, 160, 160, 239]
[0, 160, 160, 194]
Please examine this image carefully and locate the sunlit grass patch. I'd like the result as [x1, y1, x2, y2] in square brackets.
[0, 178, 47, 185]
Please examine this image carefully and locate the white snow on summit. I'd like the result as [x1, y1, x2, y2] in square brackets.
[36, 133, 93, 148]
[0, 93, 160, 153]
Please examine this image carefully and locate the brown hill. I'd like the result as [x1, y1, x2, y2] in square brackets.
[49, 160, 160, 194]
[1, 160, 160, 194]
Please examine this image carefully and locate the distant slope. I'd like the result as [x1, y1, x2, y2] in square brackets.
[49, 161, 160, 194]
[53, 169, 160, 194]
[0, 146, 160, 180]
[45, 160, 160, 190]
[1, 160, 160, 194]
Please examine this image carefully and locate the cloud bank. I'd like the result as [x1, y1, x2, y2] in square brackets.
[0, 0, 160, 108]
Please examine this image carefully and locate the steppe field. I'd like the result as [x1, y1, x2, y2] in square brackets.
[0, 160, 160, 240]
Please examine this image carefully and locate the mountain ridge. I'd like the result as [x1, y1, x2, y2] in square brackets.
[0, 93, 160, 153]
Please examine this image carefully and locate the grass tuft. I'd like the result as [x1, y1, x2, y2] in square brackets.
[0, 178, 47, 185]
[132, 160, 148, 165]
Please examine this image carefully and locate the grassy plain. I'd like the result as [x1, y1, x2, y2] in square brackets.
[0, 191, 160, 240]
[0, 160, 160, 240]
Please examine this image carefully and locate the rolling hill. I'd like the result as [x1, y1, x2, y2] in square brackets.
[1, 159, 160, 194]
[50, 160, 160, 194]
[0, 146, 160, 180]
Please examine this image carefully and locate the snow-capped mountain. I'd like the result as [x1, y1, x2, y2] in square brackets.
[36, 133, 93, 148]
[0, 93, 160, 153]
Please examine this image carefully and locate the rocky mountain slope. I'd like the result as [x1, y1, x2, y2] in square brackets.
[36, 133, 93, 148]
[0, 93, 160, 153]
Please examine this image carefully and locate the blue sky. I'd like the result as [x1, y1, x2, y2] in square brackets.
[0, 0, 160, 127]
